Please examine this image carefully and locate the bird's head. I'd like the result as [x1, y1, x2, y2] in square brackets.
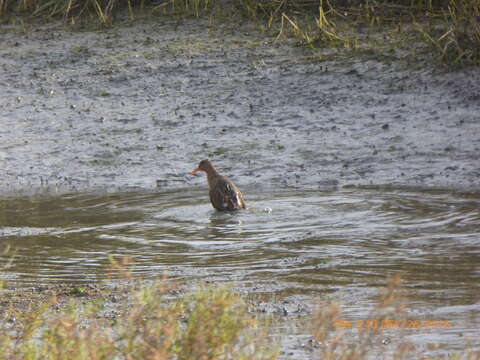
[190, 159, 214, 175]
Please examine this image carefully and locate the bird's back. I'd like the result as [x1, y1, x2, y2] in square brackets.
[209, 175, 245, 211]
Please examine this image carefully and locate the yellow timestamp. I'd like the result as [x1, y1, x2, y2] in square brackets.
[335, 319, 453, 330]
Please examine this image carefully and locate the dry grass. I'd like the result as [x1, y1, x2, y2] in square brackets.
[417, 0, 480, 65]
[0, 0, 214, 24]
[0, 0, 479, 65]
[0, 255, 277, 360]
[154, 0, 215, 18]
[235, 0, 480, 66]
[310, 274, 480, 360]
[0, 0, 144, 23]
[311, 274, 412, 359]
[0, 281, 277, 360]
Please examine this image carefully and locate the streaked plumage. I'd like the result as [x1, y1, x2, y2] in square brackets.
[190, 160, 245, 211]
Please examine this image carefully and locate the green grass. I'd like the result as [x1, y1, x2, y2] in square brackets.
[416, 0, 480, 65]
[243, 0, 480, 66]
[0, 0, 215, 23]
[0, 0, 479, 66]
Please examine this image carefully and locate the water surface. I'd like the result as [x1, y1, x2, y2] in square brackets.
[0, 187, 479, 355]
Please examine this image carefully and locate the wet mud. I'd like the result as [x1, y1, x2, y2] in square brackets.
[0, 19, 479, 193]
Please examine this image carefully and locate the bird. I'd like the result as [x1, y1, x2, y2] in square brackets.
[190, 159, 246, 211]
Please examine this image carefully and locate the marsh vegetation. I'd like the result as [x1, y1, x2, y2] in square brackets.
[2, 259, 477, 360]
[1, 0, 479, 67]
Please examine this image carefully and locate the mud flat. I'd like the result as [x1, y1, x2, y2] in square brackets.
[0, 18, 479, 194]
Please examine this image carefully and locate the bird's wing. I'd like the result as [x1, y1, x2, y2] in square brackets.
[210, 178, 245, 211]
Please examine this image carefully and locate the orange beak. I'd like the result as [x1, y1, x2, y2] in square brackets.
[189, 168, 202, 176]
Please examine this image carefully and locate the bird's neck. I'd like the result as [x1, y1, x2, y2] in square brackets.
[205, 167, 219, 188]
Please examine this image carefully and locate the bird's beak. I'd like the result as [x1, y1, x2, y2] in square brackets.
[189, 168, 202, 176]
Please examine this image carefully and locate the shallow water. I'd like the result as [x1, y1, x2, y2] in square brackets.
[1, 187, 479, 354]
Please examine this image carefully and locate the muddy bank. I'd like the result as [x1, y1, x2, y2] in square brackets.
[0, 18, 479, 194]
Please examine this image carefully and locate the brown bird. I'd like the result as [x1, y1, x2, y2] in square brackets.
[190, 159, 246, 211]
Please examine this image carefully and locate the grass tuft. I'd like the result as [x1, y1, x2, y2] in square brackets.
[0, 275, 277, 360]
[417, 0, 480, 65]
[154, 0, 215, 18]
[0, 0, 149, 24]
[235, 0, 480, 66]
